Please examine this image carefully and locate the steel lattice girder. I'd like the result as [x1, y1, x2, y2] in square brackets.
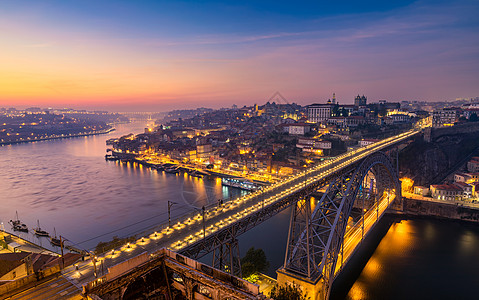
[213, 239, 242, 278]
[179, 161, 361, 260]
[284, 152, 401, 293]
[179, 168, 347, 260]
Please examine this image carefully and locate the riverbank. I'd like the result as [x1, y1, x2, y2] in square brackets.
[108, 150, 271, 188]
[396, 196, 479, 223]
[0, 127, 115, 146]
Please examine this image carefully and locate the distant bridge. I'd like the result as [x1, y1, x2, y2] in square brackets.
[118, 112, 165, 120]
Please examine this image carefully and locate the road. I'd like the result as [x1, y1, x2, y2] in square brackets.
[336, 193, 394, 275]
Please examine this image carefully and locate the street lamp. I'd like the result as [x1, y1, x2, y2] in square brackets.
[194, 206, 207, 240]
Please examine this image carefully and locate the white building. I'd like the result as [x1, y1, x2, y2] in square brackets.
[359, 139, 380, 147]
[432, 108, 459, 127]
[288, 123, 311, 135]
[307, 104, 334, 123]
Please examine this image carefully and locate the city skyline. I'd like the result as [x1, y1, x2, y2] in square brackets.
[1, 0, 479, 111]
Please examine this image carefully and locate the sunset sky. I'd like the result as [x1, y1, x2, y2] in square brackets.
[1, 0, 478, 111]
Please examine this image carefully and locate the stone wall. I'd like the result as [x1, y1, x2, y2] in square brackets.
[424, 122, 479, 142]
[402, 198, 479, 223]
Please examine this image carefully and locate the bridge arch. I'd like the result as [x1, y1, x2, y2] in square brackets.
[283, 151, 401, 299]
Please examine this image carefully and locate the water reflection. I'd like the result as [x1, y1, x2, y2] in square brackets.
[0, 122, 243, 252]
[337, 218, 479, 300]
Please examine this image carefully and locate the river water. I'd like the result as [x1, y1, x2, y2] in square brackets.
[1, 122, 479, 299]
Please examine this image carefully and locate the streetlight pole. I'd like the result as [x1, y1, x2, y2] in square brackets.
[60, 236, 65, 269]
[202, 206, 206, 240]
[168, 201, 177, 228]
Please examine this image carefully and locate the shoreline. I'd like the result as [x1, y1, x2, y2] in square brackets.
[0, 127, 115, 146]
[108, 152, 271, 187]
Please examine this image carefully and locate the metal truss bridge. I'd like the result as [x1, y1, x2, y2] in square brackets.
[26, 129, 419, 299]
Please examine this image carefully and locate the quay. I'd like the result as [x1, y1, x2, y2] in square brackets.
[396, 192, 479, 223]
[0, 230, 58, 256]
[107, 151, 271, 189]
[0, 128, 115, 146]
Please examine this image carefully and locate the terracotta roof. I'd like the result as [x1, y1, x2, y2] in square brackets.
[289, 123, 311, 127]
[0, 253, 30, 278]
[453, 182, 471, 188]
[430, 184, 462, 191]
[0, 252, 81, 278]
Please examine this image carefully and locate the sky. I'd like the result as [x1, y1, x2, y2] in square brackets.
[1, 0, 478, 111]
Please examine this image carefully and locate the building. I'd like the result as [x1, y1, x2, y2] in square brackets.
[467, 157, 479, 172]
[327, 117, 347, 127]
[454, 172, 472, 183]
[414, 186, 429, 196]
[296, 138, 331, 156]
[307, 103, 334, 123]
[471, 182, 479, 198]
[354, 95, 367, 107]
[0, 252, 80, 282]
[453, 182, 473, 198]
[467, 172, 479, 182]
[346, 116, 366, 127]
[432, 108, 459, 127]
[463, 108, 479, 120]
[288, 123, 311, 135]
[359, 139, 380, 147]
[388, 114, 411, 124]
[196, 144, 213, 162]
[430, 184, 463, 201]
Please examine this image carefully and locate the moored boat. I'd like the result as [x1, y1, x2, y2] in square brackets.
[50, 228, 62, 246]
[221, 177, 259, 191]
[33, 220, 49, 237]
[164, 166, 180, 174]
[9, 211, 28, 232]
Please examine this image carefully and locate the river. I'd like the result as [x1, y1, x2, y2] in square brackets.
[1, 122, 479, 299]
[0, 122, 246, 251]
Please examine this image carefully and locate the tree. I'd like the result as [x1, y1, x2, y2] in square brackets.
[240, 247, 269, 277]
[269, 283, 309, 300]
[469, 113, 478, 122]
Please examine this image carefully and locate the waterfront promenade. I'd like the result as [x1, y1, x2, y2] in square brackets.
[0, 128, 115, 146]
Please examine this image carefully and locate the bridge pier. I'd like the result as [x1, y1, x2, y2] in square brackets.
[212, 238, 242, 278]
[276, 268, 325, 300]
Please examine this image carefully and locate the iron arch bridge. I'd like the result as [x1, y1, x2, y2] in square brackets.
[180, 150, 403, 290]
[279, 151, 401, 300]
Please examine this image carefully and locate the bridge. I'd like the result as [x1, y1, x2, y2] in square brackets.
[117, 112, 164, 121]
[8, 129, 419, 299]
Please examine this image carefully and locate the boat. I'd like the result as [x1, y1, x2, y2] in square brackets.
[221, 177, 259, 191]
[164, 166, 180, 174]
[9, 211, 28, 232]
[33, 220, 49, 237]
[50, 228, 62, 246]
[105, 154, 119, 161]
[188, 170, 204, 178]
